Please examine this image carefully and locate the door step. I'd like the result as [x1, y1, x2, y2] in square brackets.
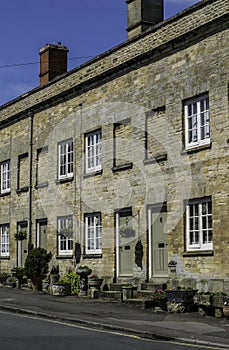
[124, 298, 155, 310]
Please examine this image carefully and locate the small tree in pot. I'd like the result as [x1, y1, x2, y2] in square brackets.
[24, 248, 52, 291]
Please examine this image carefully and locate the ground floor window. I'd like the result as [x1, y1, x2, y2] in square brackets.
[0, 224, 10, 257]
[85, 213, 102, 254]
[57, 216, 73, 256]
[186, 197, 212, 251]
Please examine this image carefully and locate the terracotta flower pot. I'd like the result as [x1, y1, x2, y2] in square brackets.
[223, 305, 229, 320]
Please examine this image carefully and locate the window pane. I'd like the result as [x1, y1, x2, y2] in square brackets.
[86, 131, 102, 172]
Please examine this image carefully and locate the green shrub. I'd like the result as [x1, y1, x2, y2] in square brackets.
[58, 271, 80, 295]
[24, 248, 52, 278]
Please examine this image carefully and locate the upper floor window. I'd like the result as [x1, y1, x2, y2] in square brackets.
[36, 147, 49, 187]
[186, 197, 212, 251]
[184, 95, 210, 149]
[0, 224, 10, 257]
[113, 119, 133, 171]
[0, 160, 11, 194]
[85, 213, 102, 254]
[57, 216, 73, 256]
[18, 153, 29, 190]
[58, 140, 73, 179]
[85, 130, 102, 173]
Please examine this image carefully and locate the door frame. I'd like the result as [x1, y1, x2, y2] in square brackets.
[36, 218, 48, 249]
[148, 202, 167, 278]
[115, 207, 133, 279]
[17, 220, 28, 267]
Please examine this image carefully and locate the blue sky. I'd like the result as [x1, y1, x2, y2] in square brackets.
[0, 0, 200, 106]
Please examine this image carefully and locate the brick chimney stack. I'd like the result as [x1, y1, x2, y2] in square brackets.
[126, 0, 164, 39]
[39, 42, 69, 86]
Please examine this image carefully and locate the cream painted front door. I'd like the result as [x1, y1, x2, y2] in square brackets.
[37, 219, 47, 250]
[17, 222, 28, 267]
[151, 211, 168, 277]
[117, 210, 135, 277]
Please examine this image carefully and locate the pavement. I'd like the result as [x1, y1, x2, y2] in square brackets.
[0, 286, 229, 348]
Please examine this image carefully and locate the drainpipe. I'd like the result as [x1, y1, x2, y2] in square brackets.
[28, 111, 34, 252]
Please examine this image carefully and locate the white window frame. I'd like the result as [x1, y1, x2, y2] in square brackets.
[184, 95, 210, 149]
[57, 216, 73, 256]
[186, 198, 213, 251]
[1, 160, 11, 194]
[85, 213, 102, 254]
[58, 140, 73, 179]
[0, 224, 10, 257]
[85, 129, 102, 173]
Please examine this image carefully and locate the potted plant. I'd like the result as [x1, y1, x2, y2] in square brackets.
[24, 248, 52, 291]
[14, 231, 27, 241]
[152, 289, 167, 310]
[56, 271, 80, 296]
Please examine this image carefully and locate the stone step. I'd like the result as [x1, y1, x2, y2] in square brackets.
[141, 283, 167, 291]
[100, 291, 122, 302]
[124, 298, 155, 310]
[136, 290, 154, 299]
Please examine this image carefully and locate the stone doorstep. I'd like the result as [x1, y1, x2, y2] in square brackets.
[135, 290, 155, 299]
[141, 283, 167, 291]
[124, 298, 156, 310]
[109, 283, 127, 291]
[100, 291, 122, 302]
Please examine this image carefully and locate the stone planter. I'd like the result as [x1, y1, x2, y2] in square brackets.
[42, 279, 50, 294]
[52, 283, 71, 296]
[122, 286, 134, 301]
[213, 295, 228, 308]
[76, 267, 92, 297]
[194, 294, 213, 307]
[88, 278, 103, 290]
[166, 290, 196, 303]
[11, 268, 26, 288]
[166, 290, 197, 313]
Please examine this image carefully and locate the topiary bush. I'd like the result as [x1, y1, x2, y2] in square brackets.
[24, 248, 52, 279]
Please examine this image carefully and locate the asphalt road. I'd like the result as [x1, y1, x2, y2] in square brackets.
[0, 311, 226, 350]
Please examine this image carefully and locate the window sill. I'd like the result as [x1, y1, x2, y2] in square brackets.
[16, 186, 29, 194]
[144, 154, 167, 165]
[112, 162, 133, 173]
[0, 256, 10, 260]
[56, 177, 74, 185]
[182, 142, 212, 155]
[82, 254, 102, 259]
[56, 255, 73, 259]
[83, 169, 103, 178]
[183, 250, 214, 257]
[35, 182, 49, 189]
[0, 191, 11, 197]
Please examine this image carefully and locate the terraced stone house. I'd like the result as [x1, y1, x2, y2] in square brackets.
[0, 0, 228, 292]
